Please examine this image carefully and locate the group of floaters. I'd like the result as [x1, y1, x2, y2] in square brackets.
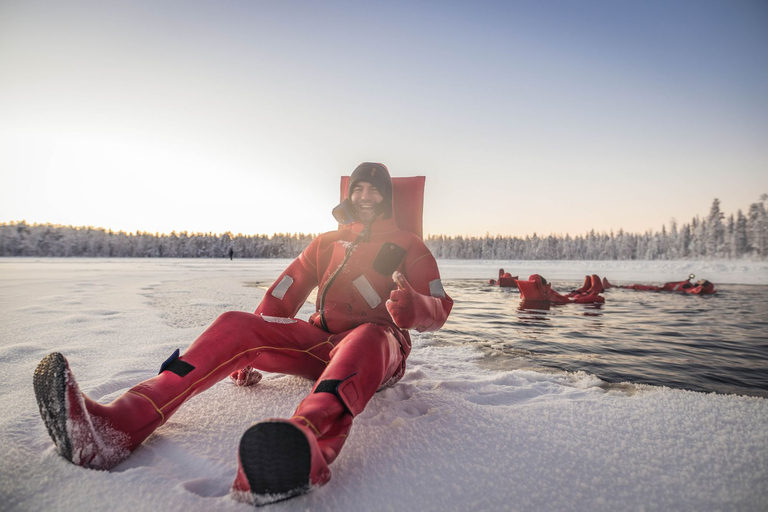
[489, 269, 716, 305]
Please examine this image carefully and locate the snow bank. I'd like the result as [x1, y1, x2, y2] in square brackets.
[0, 258, 766, 511]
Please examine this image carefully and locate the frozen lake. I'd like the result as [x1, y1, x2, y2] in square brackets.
[1, 257, 766, 511]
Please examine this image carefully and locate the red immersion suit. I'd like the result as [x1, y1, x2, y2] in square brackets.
[515, 274, 605, 304]
[489, 268, 518, 287]
[620, 278, 716, 294]
[33, 173, 453, 506]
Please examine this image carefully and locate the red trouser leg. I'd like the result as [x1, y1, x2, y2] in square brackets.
[232, 323, 405, 504]
[35, 312, 335, 470]
[124, 311, 337, 440]
[134, 311, 334, 417]
[294, 323, 404, 461]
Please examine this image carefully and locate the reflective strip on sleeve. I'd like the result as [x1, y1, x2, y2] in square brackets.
[352, 275, 382, 309]
[261, 314, 297, 324]
[271, 275, 294, 300]
[429, 279, 446, 298]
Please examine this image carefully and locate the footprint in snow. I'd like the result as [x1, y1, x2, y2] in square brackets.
[182, 476, 232, 498]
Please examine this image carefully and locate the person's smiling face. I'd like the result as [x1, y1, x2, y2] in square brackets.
[350, 181, 383, 224]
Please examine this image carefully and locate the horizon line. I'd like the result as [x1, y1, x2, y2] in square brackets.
[0, 218, 730, 240]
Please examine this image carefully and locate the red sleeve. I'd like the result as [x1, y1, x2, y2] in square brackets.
[255, 237, 320, 318]
[400, 238, 453, 332]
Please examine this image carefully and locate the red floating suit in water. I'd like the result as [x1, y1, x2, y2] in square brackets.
[514, 274, 604, 304]
[615, 274, 716, 295]
[686, 280, 716, 294]
[489, 268, 519, 287]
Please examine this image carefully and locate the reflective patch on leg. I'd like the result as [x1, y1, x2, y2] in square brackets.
[261, 314, 297, 324]
[338, 378, 362, 416]
[429, 279, 446, 298]
[352, 275, 381, 309]
[271, 275, 294, 300]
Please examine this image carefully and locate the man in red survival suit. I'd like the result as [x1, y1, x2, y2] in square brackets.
[33, 163, 453, 506]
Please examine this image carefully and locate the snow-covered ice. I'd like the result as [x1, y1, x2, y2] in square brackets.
[0, 258, 766, 511]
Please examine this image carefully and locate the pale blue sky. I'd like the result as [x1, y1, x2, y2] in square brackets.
[1, 0, 766, 237]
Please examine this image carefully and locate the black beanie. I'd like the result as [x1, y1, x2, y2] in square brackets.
[348, 162, 392, 218]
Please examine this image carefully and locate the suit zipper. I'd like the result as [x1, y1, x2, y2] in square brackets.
[319, 227, 369, 331]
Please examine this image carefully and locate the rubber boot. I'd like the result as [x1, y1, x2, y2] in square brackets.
[231, 419, 332, 506]
[33, 348, 241, 470]
[570, 275, 591, 295]
[587, 274, 604, 295]
[33, 353, 162, 470]
[230, 393, 349, 506]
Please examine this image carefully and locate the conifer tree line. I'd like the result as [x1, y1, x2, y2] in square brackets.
[1, 196, 766, 260]
[0, 225, 314, 259]
[427, 196, 768, 261]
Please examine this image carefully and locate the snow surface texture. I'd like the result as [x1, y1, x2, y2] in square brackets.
[0, 258, 766, 511]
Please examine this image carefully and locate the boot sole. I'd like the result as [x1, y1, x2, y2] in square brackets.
[239, 421, 312, 506]
[33, 352, 73, 461]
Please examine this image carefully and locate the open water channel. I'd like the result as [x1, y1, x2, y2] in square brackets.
[440, 278, 768, 398]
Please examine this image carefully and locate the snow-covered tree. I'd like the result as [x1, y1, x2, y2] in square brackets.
[733, 210, 749, 258]
[747, 196, 767, 258]
[706, 198, 725, 257]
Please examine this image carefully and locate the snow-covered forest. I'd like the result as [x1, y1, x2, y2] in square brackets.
[1, 197, 766, 260]
[0, 225, 314, 259]
[428, 197, 768, 261]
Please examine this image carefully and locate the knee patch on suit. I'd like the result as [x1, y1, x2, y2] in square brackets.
[314, 375, 363, 416]
[158, 349, 195, 377]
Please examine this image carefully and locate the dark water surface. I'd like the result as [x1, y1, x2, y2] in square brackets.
[440, 280, 768, 398]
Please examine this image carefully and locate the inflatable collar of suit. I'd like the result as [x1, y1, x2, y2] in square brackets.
[334, 163, 426, 239]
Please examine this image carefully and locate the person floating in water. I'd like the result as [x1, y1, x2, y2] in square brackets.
[488, 268, 518, 287]
[603, 274, 715, 294]
[515, 274, 605, 304]
[33, 163, 453, 506]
